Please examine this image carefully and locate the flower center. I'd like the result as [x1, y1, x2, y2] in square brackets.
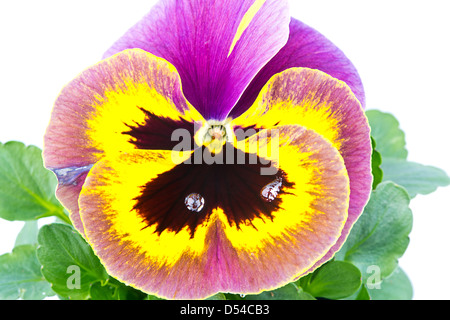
[195, 119, 234, 154]
[133, 145, 294, 238]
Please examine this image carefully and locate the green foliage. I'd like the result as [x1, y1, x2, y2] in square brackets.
[205, 293, 227, 300]
[36, 223, 108, 299]
[0, 141, 70, 223]
[381, 158, 450, 197]
[89, 277, 148, 300]
[344, 266, 413, 300]
[14, 220, 39, 247]
[371, 136, 383, 189]
[366, 110, 408, 160]
[0, 108, 449, 300]
[298, 260, 362, 299]
[367, 267, 413, 300]
[226, 283, 315, 300]
[0, 245, 54, 300]
[366, 110, 450, 197]
[335, 182, 412, 282]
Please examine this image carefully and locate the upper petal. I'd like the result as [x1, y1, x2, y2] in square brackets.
[229, 18, 365, 118]
[103, 0, 290, 120]
[233, 67, 372, 272]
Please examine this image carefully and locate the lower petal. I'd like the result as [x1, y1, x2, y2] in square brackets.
[79, 125, 349, 299]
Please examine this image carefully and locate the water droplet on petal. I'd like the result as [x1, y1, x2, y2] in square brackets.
[261, 177, 282, 202]
[185, 193, 205, 212]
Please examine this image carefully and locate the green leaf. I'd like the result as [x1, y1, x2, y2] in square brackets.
[87, 284, 157, 301]
[355, 285, 371, 300]
[335, 182, 412, 282]
[298, 261, 362, 299]
[88, 277, 147, 300]
[146, 294, 166, 300]
[371, 136, 383, 190]
[342, 284, 371, 300]
[14, 220, 39, 247]
[366, 110, 408, 160]
[367, 267, 413, 300]
[36, 223, 108, 299]
[367, 110, 449, 197]
[205, 293, 227, 300]
[0, 245, 54, 300]
[224, 283, 315, 300]
[382, 158, 450, 197]
[115, 283, 148, 300]
[0, 141, 69, 224]
[236, 283, 315, 300]
[296, 288, 317, 300]
[89, 281, 116, 300]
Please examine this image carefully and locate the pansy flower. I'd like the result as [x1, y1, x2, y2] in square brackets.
[44, 0, 372, 299]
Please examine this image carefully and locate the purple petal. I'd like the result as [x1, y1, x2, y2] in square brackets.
[104, 0, 290, 120]
[229, 18, 365, 118]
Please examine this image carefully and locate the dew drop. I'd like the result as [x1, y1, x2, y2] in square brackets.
[260, 177, 282, 202]
[185, 193, 205, 212]
[240, 294, 246, 298]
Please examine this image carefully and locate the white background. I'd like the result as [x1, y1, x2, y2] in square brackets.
[0, 1, 449, 300]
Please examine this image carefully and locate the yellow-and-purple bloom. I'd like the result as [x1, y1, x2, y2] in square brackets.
[43, 0, 372, 299]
